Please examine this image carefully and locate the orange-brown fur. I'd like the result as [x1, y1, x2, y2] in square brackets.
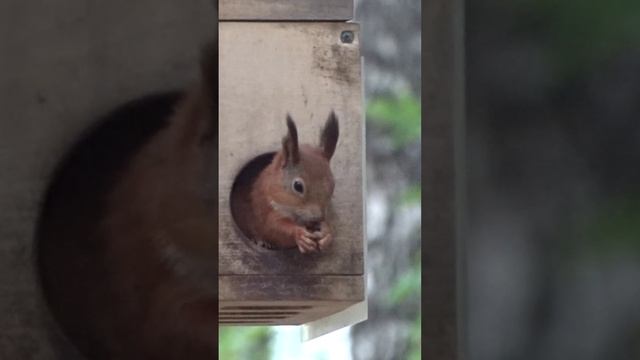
[249, 114, 339, 253]
[36, 43, 218, 359]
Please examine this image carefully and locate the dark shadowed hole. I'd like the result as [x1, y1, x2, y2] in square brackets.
[229, 152, 283, 250]
[34, 91, 183, 359]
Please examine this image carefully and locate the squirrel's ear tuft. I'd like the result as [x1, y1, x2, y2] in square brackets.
[281, 114, 300, 167]
[320, 111, 339, 160]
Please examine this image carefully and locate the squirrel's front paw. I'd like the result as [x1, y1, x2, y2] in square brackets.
[313, 222, 333, 251]
[294, 226, 320, 254]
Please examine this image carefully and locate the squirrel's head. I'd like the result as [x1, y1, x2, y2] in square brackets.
[266, 112, 339, 229]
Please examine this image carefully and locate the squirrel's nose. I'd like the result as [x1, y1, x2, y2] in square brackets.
[304, 206, 324, 231]
[305, 205, 323, 222]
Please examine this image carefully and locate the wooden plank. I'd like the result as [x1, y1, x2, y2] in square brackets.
[219, 275, 364, 302]
[423, 0, 465, 359]
[219, 22, 364, 276]
[220, 0, 353, 21]
[219, 274, 364, 324]
[301, 300, 367, 340]
[219, 300, 355, 325]
[0, 1, 215, 358]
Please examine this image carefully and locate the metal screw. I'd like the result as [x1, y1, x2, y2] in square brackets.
[340, 31, 354, 44]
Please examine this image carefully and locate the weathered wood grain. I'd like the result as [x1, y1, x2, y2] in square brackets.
[219, 0, 353, 21]
[219, 300, 355, 325]
[219, 275, 364, 301]
[218, 21, 364, 325]
[219, 22, 364, 276]
[219, 275, 364, 324]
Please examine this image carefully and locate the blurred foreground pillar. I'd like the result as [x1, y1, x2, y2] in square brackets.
[0, 2, 214, 358]
[423, 0, 465, 359]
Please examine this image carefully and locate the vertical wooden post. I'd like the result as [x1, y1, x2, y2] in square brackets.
[219, 0, 353, 20]
[423, 0, 465, 359]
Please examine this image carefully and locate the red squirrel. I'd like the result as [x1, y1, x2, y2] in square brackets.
[248, 114, 339, 254]
[36, 43, 218, 359]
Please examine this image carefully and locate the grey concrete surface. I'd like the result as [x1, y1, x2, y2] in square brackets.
[0, 2, 215, 358]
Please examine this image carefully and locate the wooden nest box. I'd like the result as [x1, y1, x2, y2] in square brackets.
[219, 0, 365, 328]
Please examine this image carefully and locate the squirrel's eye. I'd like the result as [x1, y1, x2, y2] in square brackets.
[292, 178, 305, 195]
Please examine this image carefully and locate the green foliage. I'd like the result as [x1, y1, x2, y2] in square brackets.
[386, 256, 421, 360]
[218, 326, 273, 360]
[397, 185, 421, 207]
[408, 314, 422, 360]
[578, 194, 640, 260]
[366, 92, 421, 149]
[558, 193, 640, 267]
[387, 259, 421, 305]
[368, 90, 421, 359]
[523, 0, 640, 79]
